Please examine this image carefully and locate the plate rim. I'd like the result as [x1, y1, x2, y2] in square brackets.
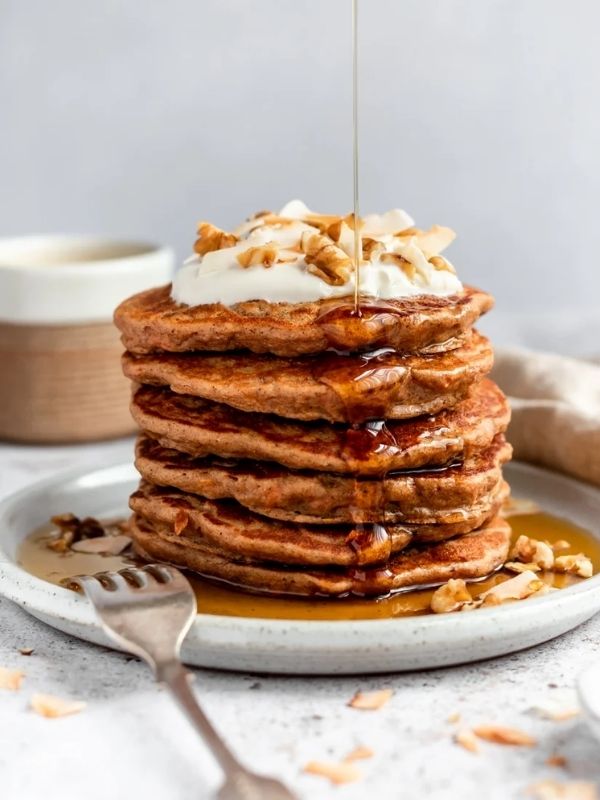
[1, 457, 600, 636]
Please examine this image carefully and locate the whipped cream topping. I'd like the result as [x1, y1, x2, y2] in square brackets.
[171, 200, 462, 306]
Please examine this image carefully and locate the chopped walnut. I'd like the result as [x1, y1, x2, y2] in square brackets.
[527, 780, 598, 799]
[301, 232, 352, 285]
[236, 242, 279, 268]
[344, 745, 374, 762]
[348, 688, 393, 711]
[47, 513, 105, 553]
[479, 571, 544, 605]
[473, 724, 536, 746]
[554, 554, 593, 578]
[0, 667, 25, 690]
[454, 728, 480, 753]
[303, 760, 362, 785]
[194, 222, 238, 256]
[552, 540, 572, 552]
[430, 579, 472, 614]
[173, 509, 189, 535]
[510, 535, 555, 570]
[30, 693, 86, 718]
[381, 252, 416, 280]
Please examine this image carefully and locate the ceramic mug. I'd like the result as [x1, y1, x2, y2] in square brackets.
[0, 235, 174, 443]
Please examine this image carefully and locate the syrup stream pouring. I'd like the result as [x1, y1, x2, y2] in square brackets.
[72, 565, 298, 800]
[352, 0, 361, 313]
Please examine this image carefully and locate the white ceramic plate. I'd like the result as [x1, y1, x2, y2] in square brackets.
[0, 460, 599, 675]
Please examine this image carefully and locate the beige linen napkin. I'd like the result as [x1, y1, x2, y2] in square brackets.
[491, 348, 600, 487]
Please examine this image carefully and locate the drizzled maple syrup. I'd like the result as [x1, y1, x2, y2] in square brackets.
[17, 510, 600, 621]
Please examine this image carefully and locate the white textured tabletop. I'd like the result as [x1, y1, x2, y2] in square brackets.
[1, 437, 600, 800]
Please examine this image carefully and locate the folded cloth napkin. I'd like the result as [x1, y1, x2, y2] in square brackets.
[492, 348, 600, 487]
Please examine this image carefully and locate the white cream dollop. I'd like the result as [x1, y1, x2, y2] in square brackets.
[171, 200, 462, 306]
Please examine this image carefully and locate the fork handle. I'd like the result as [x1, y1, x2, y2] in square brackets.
[159, 662, 243, 776]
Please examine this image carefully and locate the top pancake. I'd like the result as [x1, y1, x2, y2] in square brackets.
[122, 330, 493, 423]
[114, 284, 494, 357]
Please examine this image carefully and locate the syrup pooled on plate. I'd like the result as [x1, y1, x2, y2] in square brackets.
[17, 509, 600, 621]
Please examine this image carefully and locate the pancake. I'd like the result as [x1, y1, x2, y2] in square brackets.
[135, 434, 512, 524]
[130, 514, 512, 597]
[131, 378, 510, 476]
[114, 284, 494, 357]
[122, 331, 493, 424]
[130, 478, 508, 570]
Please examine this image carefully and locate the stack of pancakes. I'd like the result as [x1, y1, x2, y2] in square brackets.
[115, 220, 512, 598]
[115, 299, 512, 597]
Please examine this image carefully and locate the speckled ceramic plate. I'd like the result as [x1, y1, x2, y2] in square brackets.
[1, 460, 600, 674]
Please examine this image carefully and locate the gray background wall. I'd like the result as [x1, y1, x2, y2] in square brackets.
[1, 0, 599, 319]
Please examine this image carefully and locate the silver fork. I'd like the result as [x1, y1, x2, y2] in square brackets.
[72, 564, 298, 800]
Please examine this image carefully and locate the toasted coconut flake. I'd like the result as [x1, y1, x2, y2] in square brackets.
[552, 540, 572, 552]
[18, 648, 34, 657]
[253, 213, 297, 228]
[327, 217, 361, 258]
[430, 579, 472, 614]
[527, 780, 598, 799]
[546, 755, 569, 768]
[348, 688, 393, 711]
[381, 252, 416, 280]
[510, 535, 555, 570]
[421, 224, 456, 255]
[71, 535, 132, 555]
[548, 708, 580, 721]
[0, 667, 25, 690]
[398, 224, 456, 256]
[504, 561, 542, 574]
[473, 724, 536, 746]
[501, 497, 541, 517]
[303, 212, 344, 234]
[301, 232, 352, 286]
[554, 554, 593, 579]
[344, 745, 374, 762]
[236, 242, 279, 268]
[30, 693, 86, 718]
[362, 209, 415, 236]
[429, 255, 457, 274]
[530, 699, 580, 721]
[303, 760, 362, 785]
[194, 222, 238, 256]
[454, 728, 480, 753]
[479, 571, 544, 605]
